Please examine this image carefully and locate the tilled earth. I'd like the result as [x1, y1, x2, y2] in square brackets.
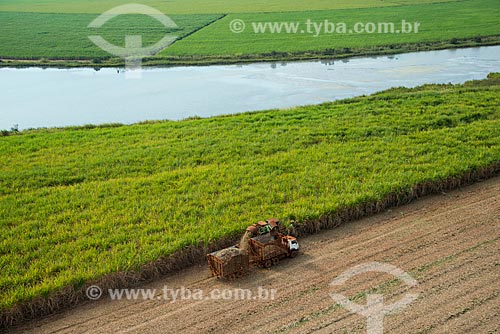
[12, 177, 500, 334]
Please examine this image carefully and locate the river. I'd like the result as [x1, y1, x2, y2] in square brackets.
[1, 46, 500, 130]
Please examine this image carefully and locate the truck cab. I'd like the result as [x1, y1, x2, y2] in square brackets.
[280, 235, 299, 257]
[288, 238, 299, 251]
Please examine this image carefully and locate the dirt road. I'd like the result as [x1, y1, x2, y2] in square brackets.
[12, 177, 500, 334]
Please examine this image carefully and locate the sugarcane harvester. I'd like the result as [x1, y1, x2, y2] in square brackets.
[207, 218, 300, 279]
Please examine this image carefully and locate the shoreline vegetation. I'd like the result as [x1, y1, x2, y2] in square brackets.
[1, 73, 500, 328]
[1, 36, 499, 69]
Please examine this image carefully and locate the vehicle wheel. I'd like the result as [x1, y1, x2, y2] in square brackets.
[272, 257, 280, 265]
[263, 260, 272, 268]
[289, 251, 298, 258]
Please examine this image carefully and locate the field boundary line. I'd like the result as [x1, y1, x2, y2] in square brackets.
[169, 13, 227, 46]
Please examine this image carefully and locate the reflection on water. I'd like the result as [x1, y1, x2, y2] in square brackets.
[1, 46, 500, 130]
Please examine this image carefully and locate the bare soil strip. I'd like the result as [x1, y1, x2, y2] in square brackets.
[10, 177, 500, 334]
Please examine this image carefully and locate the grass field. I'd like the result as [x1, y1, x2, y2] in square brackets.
[1, 74, 500, 318]
[0, 0, 499, 65]
[0, 0, 459, 15]
[163, 0, 500, 56]
[0, 12, 222, 59]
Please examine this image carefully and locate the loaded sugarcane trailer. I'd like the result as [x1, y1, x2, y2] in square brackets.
[207, 246, 249, 279]
[207, 219, 300, 279]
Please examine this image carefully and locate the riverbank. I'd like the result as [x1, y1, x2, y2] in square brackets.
[3, 45, 500, 131]
[1, 36, 500, 69]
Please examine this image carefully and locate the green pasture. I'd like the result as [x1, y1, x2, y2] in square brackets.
[0, 0, 459, 15]
[163, 0, 500, 56]
[0, 12, 221, 59]
[1, 0, 498, 63]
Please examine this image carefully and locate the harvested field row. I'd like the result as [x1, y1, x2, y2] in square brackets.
[11, 176, 500, 334]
